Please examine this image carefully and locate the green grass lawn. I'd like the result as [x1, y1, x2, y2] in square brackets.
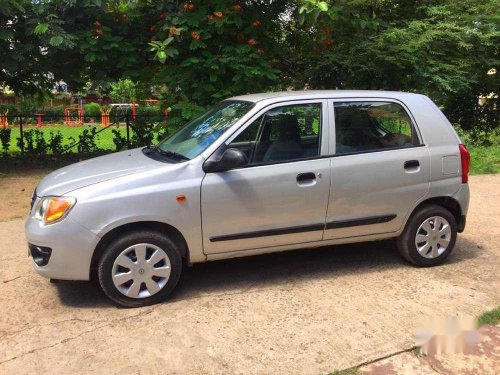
[6, 124, 127, 153]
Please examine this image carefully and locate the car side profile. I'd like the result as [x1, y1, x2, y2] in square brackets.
[26, 91, 470, 307]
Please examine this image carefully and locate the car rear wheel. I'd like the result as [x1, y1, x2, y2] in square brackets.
[98, 230, 182, 307]
[397, 204, 457, 267]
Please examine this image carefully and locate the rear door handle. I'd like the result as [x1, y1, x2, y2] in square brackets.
[404, 160, 420, 170]
[297, 172, 316, 185]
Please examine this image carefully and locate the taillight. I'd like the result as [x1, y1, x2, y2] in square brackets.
[459, 144, 470, 183]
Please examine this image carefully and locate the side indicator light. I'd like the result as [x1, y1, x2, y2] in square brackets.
[176, 195, 187, 203]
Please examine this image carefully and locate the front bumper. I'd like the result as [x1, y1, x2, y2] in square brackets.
[25, 216, 100, 280]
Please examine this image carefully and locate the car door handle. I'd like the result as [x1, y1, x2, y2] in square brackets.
[404, 160, 420, 170]
[296, 172, 316, 185]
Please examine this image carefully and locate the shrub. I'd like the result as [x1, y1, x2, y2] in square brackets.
[0, 103, 17, 116]
[454, 125, 500, 147]
[77, 128, 100, 154]
[34, 130, 48, 155]
[84, 102, 101, 118]
[130, 119, 156, 147]
[18, 129, 35, 153]
[48, 131, 65, 154]
[42, 105, 66, 117]
[135, 105, 162, 118]
[0, 128, 12, 155]
[19, 96, 37, 114]
[112, 129, 128, 151]
[17, 129, 48, 154]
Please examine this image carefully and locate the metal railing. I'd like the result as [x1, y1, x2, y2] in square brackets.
[0, 114, 171, 157]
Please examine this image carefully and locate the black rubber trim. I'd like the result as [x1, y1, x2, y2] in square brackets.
[30, 189, 37, 210]
[330, 144, 425, 158]
[210, 223, 325, 242]
[325, 214, 397, 230]
[457, 215, 466, 233]
[210, 214, 397, 242]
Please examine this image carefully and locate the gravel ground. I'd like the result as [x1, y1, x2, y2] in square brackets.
[0, 174, 498, 374]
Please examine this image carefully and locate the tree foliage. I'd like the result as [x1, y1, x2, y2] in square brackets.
[1, 0, 155, 94]
[0, 0, 498, 132]
[145, 0, 285, 104]
[109, 78, 137, 102]
[285, 0, 499, 132]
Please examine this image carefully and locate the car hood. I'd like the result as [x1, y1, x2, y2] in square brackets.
[36, 148, 167, 196]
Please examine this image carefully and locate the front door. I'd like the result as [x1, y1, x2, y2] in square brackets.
[324, 99, 430, 239]
[201, 100, 331, 254]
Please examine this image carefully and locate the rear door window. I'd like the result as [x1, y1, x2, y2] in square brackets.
[334, 101, 419, 155]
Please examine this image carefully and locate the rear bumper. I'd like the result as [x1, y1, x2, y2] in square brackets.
[457, 215, 466, 233]
[454, 183, 469, 233]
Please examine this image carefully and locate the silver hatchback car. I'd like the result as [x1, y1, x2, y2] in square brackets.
[26, 91, 470, 307]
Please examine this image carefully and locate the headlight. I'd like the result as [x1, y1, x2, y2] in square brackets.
[34, 197, 76, 224]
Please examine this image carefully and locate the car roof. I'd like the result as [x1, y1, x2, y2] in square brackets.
[229, 90, 421, 103]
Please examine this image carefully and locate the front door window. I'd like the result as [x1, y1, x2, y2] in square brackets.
[229, 103, 322, 164]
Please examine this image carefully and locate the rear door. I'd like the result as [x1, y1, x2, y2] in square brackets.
[325, 99, 430, 239]
[201, 100, 331, 254]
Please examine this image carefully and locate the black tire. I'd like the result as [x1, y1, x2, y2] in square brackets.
[397, 204, 457, 267]
[98, 230, 182, 307]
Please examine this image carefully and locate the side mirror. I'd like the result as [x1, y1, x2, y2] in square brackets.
[203, 148, 248, 172]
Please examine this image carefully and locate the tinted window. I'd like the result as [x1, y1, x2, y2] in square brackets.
[229, 103, 322, 164]
[334, 101, 418, 155]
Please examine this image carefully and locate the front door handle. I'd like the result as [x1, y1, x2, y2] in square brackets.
[404, 160, 420, 170]
[296, 172, 316, 185]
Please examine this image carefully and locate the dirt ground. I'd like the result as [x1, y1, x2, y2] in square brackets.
[359, 323, 500, 374]
[0, 173, 498, 374]
[0, 169, 50, 221]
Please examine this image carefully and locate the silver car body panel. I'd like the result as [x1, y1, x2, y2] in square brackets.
[324, 97, 431, 239]
[25, 90, 469, 280]
[36, 148, 165, 196]
[25, 215, 100, 280]
[201, 99, 330, 254]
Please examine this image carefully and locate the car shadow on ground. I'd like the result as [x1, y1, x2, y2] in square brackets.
[54, 236, 482, 308]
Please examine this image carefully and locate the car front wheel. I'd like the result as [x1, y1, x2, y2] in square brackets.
[98, 230, 182, 307]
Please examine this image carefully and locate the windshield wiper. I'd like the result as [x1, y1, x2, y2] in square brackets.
[144, 145, 189, 161]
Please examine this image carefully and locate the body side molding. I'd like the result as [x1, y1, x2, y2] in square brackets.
[210, 214, 397, 242]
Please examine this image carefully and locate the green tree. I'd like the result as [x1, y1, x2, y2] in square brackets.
[1, 1, 289, 105]
[0, 0, 498, 137]
[109, 78, 137, 102]
[0, 0, 156, 94]
[287, 0, 499, 135]
[146, 1, 288, 105]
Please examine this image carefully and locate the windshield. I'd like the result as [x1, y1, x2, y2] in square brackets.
[157, 100, 255, 159]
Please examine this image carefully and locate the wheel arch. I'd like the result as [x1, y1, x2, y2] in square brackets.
[90, 221, 189, 280]
[410, 196, 465, 232]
